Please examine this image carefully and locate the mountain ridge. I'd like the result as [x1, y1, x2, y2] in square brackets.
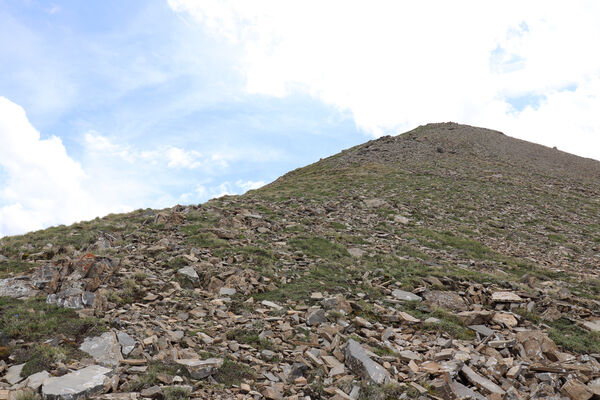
[0, 122, 599, 399]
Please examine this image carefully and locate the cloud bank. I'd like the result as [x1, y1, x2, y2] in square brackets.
[168, 0, 600, 160]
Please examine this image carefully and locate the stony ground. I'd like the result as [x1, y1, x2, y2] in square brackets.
[0, 123, 599, 399]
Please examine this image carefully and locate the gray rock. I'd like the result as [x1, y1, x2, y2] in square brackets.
[391, 289, 422, 302]
[347, 248, 364, 258]
[4, 363, 25, 385]
[140, 385, 162, 399]
[460, 365, 505, 396]
[422, 290, 468, 312]
[177, 266, 199, 287]
[25, 370, 51, 390]
[0, 278, 37, 299]
[47, 288, 97, 309]
[0, 254, 8, 261]
[344, 339, 390, 384]
[42, 365, 112, 400]
[116, 331, 136, 356]
[30, 265, 60, 291]
[219, 287, 237, 296]
[79, 331, 123, 367]
[468, 325, 494, 337]
[175, 358, 223, 379]
[451, 380, 487, 400]
[306, 308, 327, 326]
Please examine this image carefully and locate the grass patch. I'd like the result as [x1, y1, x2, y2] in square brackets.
[164, 387, 191, 400]
[0, 297, 106, 342]
[226, 328, 274, 350]
[213, 358, 256, 387]
[185, 232, 229, 248]
[0, 260, 36, 278]
[125, 361, 186, 391]
[289, 236, 349, 260]
[548, 318, 600, 354]
[17, 344, 72, 377]
[401, 302, 474, 340]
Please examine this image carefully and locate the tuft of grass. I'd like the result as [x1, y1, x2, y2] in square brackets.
[163, 386, 191, 400]
[289, 236, 349, 260]
[125, 361, 186, 391]
[19, 344, 69, 377]
[225, 329, 274, 350]
[12, 391, 41, 400]
[213, 358, 256, 387]
[185, 232, 229, 248]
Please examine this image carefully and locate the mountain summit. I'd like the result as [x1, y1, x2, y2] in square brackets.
[1, 123, 599, 399]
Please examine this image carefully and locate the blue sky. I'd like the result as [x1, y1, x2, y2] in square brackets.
[1, 0, 599, 236]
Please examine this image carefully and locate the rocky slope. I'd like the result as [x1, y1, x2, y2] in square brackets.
[0, 122, 599, 400]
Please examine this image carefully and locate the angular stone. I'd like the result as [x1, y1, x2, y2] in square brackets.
[25, 370, 51, 390]
[391, 289, 422, 302]
[261, 300, 283, 310]
[219, 287, 236, 296]
[177, 266, 199, 286]
[0, 278, 37, 299]
[588, 378, 600, 396]
[468, 325, 494, 337]
[4, 363, 25, 385]
[581, 319, 600, 333]
[116, 331, 136, 356]
[80, 331, 123, 367]
[451, 380, 487, 400]
[561, 379, 593, 400]
[344, 339, 390, 384]
[42, 365, 112, 400]
[492, 312, 518, 328]
[456, 310, 493, 325]
[175, 358, 223, 379]
[306, 308, 327, 326]
[460, 365, 505, 396]
[423, 290, 468, 312]
[516, 330, 559, 362]
[491, 291, 523, 303]
[321, 295, 353, 314]
[347, 248, 364, 258]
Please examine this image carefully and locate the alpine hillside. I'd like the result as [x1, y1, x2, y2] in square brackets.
[1, 122, 599, 400]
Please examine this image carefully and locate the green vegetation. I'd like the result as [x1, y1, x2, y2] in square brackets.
[125, 361, 186, 391]
[18, 344, 70, 377]
[213, 358, 256, 387]
[548, 318, 600, 354]
[401, 302, 474, 340]
[289, 236, 350, 260]
[0, 297, 106, 342]
[164, 386, 191, 400]
[0, 260, 35, 278]
[226, 328, 274, 350]
[185, 232, 229, 248]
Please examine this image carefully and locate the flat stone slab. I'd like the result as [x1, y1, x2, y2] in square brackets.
[391, 289, 422, 302]
[491, 291, 523, 303]
[344, 339, 390, 384]
[4, 363, 25, 385]
[42, 365, 112, 400]
[116, 331, 136, 356]
[80, 331, 123, 367]
[175, 358, 223, 379]
[460, 365, 505, 396]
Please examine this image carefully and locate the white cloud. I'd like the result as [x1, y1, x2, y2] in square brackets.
[168, 0, 600, 160]
[0, 97, 112, 236]
[192, 179, 265, 203]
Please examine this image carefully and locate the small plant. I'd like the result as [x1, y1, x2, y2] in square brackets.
[163, 386, 191, 400]
[213, 358, 256, 387]
[20, 344, 67, 377]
